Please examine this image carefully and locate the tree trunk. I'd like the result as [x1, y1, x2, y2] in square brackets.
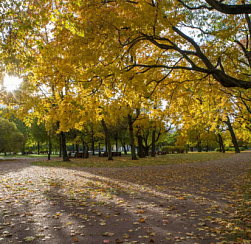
[123, 143, 127, 154]
[137, 134, 144, 158]
[60, 131, 70, 161]
[120, 139, 127, 154]
[76, 144, 79, 153]
[99, 143, 101, 154]
[128, 114, 137, 160]
[218, 133, 225, 153]
[72, 144, 75, 152]
[151, 130, 156, 157]
[92, 140, 95, 156]
[115, 138, 118, 153]
[37, 142, 40, 155]
[197, 136, 202, 152]
[82, 142, 85, 153]
[144, 145, 150, 156]
[59, 135, 62, 157]
[206, 142, 209, 152]
[101, 119, 113, 160]
[84, 142, 89, 159]
[105, 139, 107, 152]
[22, 140, 25, 155]
[48, 132, 52, 160]
[219, 141, 222, 152]
[224, 116, 240, 153]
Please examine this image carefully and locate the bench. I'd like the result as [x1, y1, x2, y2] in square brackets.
[112, 152, 121, 156]
[99, 152, 121, 157]
[99, 152, 108, 157]
[158, 151, 166, 155]
[69, 152, 89, 158]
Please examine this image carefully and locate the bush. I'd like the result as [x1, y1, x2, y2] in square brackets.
[161, 146, 188, 154]
[215, 147, 245, 152]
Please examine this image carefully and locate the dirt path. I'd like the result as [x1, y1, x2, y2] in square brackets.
[0, 153, 250, 244]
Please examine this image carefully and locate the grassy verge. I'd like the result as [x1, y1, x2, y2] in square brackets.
[31, 152, 234, 168]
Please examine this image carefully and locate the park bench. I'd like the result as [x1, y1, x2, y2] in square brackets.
[112, 152, 121, 156]
[40, 151, 48, 154]
[158, 151, 166, 155]
[69, 152, 89, 158]
[99, 152, 121, 157]
[99, 152, 108, 157]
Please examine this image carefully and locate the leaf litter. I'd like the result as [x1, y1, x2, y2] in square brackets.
[0, 153, 250, 243]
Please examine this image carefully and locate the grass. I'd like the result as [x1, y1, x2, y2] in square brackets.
[0, 154, 59, 158]
[31, 152, 235, 168]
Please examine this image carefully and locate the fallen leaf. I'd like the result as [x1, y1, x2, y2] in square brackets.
[24, 236, 36, 242]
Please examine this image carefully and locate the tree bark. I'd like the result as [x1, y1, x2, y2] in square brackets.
[151, 130, 156, 157]
[105, 139, 107, 152]
[122, 143, 127, 154]
[144, 145, 150, 156]
[59, 135, 62, 157]
[197, 141, 202, 152]
[82, 141, 85, 153]
[218, 133, 225, 153]
[137, 134, 144, 158]
[37, 142, 40, 155]
[22, 140, 25, 155]
[60, 131, 70, 161]
[101, 119, 113, 160]
[128, 114, 137, 160]
[115, 137, 118, 153]
[76, 144, 79, 153]
[197, 134, 202, 152]
[120, 139, 127, 154]
[48, 132, 52, 160]
[84, 142, 89, 159]
[224, 116, 240, 153]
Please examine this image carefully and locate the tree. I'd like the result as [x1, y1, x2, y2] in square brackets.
[30, 118, 48, 154]
[10, 131, 25, 153]
[2, 0, 251, 164]
[0, 117, 24, 154]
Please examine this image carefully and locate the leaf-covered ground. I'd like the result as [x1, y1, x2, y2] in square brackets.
[31, 152, 234, 168]
[0, 152, 250, 244]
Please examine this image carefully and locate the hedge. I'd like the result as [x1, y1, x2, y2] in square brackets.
[161, 146, 188, 154]
[215, 147, 245, 152]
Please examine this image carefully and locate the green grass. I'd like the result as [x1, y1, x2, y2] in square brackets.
[0, 154, 59, 158]
[31, 152, 235, 168]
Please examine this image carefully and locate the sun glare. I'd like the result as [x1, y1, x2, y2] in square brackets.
[2, 75, 22, 92]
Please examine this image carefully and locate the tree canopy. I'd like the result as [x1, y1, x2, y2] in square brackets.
[1, 0, 251, 157]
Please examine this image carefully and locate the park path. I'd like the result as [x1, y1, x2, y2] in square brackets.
[0, 153, 250, 244]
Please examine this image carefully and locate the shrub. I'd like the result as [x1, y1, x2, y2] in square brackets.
[215, 147, 245, 152]
[161, 146, 188, 154]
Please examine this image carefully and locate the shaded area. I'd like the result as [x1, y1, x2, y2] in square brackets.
[0, 153, 250, 243]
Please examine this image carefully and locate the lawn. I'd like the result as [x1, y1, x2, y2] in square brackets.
[31, 151, 234, 168]
[0, 153, 59, 158]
